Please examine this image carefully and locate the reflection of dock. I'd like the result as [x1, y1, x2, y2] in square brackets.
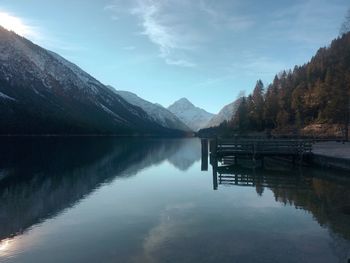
[215, 165, 310, 190]
[200, 139, 312, 191]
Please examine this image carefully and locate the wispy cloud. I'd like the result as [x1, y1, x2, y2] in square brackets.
[199, 1, 255, 32]
[266, 0, 348, 46]
[105, 0, 255, 67]
[130, 0, 197, 67]
[229, 51, 287, 79]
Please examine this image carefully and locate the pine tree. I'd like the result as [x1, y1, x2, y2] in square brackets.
[252, 80, 265, 131]
[340, 8, 350, 35]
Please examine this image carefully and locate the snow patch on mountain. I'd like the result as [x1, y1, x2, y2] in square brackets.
[168, 98, 214, 131]
[112, 89, 191, 131]
[0, 28, 101, 96]
[0, 91, 16, 101]
[0, 26, 184, 135]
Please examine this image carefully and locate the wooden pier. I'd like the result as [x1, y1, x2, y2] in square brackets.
[201, 138, 313, 190]
[208, 138, 312, 164]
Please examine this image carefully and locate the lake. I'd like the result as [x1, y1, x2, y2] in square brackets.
[0, 137, 350, 263]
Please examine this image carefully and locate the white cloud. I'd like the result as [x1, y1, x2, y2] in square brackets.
[199, 1, 255, 32]
[131, 0, 197, 67]
[164, 58, 196, 67]
[0, 11, 41, 40]
[0, 9, 84, 54]
[105, 0, 254, 67]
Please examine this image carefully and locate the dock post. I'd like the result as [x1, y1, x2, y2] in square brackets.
[212, 158, 218, 190]
[210, 137, 218, 156]
[261, 156, 265, 168]
[201, 139, 209, 171]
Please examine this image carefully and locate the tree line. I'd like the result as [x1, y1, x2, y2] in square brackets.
[229, 32, 350, 139]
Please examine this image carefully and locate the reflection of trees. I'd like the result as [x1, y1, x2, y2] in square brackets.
[271, 175, 350, 262]
[0, 138, 200, 241]
[215, 163, 350, 261]
[216, 163, 350, 241]
[272, 177, 350, 240]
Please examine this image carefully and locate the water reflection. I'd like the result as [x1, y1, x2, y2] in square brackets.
[0, 137, 200, 242]
[0, 138, 349, 263]
[209, 155, 350, 262]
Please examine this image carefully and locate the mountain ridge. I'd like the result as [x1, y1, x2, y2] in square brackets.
[109, 88, 191, 132]
[0, 27, 185, 136]
[205, 98, 242, 128]
[168, 98, 214, 131]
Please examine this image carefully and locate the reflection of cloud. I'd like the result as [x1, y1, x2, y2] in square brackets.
[134, 202, 195, 263]
[0, 238, 15, 258]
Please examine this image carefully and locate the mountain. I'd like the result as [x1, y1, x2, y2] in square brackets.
[168, 98, 214, 131]
[206, 98, 242, 128]
[110, 89, 191, 132]
[0, 27, 183, 135]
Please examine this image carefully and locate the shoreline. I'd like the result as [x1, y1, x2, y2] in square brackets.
[0, 134, 194, 138]
[310, 141, 350, 171]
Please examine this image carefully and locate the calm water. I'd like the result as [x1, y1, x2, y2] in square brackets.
[0, 138, 350, 263]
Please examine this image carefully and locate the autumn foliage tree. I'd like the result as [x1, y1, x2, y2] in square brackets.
[231, 32, 350, 138]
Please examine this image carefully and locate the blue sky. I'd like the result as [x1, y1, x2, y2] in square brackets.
[0, 0, 348, 113]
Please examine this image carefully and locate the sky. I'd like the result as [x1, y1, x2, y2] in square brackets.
[0, 0, 348, 113]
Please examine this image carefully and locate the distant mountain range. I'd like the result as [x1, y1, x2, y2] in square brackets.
[0, 26, 237, 135]
[168, 98, 214, 131]
[205, 98, 241, 128]
[0, 27, 186, 136]
[111, 89, 191, 132]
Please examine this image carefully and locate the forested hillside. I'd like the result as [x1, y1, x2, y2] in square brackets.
[202, 32, 350, 139]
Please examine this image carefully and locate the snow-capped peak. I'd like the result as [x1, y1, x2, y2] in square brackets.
[110, 89, 191, 131]
[168, 98, 214, 131]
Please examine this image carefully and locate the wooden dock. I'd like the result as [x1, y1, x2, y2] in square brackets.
[200, 138, 313, 191]
[200, 138, 313, 184]
[209, 138, 312, 162]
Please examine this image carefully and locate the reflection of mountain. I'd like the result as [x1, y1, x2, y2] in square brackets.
[0, 138, 200, 241]
[167, 139, 201, 171]
[214, 163, 350, 244]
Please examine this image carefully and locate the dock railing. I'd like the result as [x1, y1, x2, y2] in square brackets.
[212, 138, 313, 158]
